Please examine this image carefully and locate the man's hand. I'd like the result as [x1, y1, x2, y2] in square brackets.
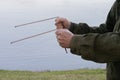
[55, 17, 71, 29]
[55, 29, 74, 48]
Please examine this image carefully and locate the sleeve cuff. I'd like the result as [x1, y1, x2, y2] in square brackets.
[70, 34, 98, 61]
[69, 22, 78, 33]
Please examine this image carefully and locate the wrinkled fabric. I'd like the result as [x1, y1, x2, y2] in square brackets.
[69, 0, 120, 80]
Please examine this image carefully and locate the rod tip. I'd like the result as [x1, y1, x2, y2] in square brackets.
[10, 42, 14, 44]
[14, 26, 17, 28]
[10, 42, 13, 44]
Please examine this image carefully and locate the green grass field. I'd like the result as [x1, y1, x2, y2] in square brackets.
[0, 69, 106, 80]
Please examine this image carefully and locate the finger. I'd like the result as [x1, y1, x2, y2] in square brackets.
[56, 35, 63, 43]
[55, 17, 63, 23]
[56, 35, 66, 48]
[57, 36, 65, 46]
[57, 37, 64, 47]
[55, 23, 63, 29]
[59, 43, 65, 48]
[57, 39, 62, 43]
[55, 29, 63, 35]
[55, 17, 60, 22]
[56, 35, 61, 40]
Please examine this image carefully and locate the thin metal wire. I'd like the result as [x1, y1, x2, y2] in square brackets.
[11, 16, 68, 53]
[15, 16, 58, 28]
[10, 29, 56, 44]
[65, 48, 68, 53]
[11, 29, 68, 53]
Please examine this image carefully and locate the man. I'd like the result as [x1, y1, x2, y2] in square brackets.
[55, 0, 120, 80]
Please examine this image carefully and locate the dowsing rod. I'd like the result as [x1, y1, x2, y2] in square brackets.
[15, 16, 58, 28]
[11, 16, 68, 53]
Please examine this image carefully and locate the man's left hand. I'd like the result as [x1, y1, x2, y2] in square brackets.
[55, 29, 74, 48]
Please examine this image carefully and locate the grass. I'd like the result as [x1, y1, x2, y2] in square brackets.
[0, 69, 106, 80]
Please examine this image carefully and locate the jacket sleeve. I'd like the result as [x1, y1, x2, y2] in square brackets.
[69, 22, 114, 34]
[70, 31, 120, 63]
[69, 1, 116, 34]
[69, 1, 120, 63]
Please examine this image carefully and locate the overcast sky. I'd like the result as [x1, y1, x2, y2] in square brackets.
[0, 0, 115, 10]
[0, 0, 116, 71]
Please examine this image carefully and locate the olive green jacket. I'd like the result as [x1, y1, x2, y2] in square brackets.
[69, 0, 120, 80]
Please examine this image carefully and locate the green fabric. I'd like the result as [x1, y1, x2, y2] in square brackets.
[69, 1, 120, 80]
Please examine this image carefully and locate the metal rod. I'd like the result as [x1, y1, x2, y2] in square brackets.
[12, 16, 68, 53]
[65, 48, 68, 53]
[10, 29, 56, 44]
[11, 29, 68, 53]
[61, 22, 68, 53]
[15, 16, 58, 28]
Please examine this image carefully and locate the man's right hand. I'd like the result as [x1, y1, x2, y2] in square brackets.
[55, 17, 71, 29]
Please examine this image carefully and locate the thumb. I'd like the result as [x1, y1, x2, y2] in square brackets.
[55, 23, 64, 29]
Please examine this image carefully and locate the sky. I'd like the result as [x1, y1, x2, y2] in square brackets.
[0, 0, 115, 71]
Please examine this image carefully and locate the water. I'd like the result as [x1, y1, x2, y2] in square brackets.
[0, 0, 115, 71]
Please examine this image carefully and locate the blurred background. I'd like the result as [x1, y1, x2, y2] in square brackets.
[0, 0, 115, 71]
